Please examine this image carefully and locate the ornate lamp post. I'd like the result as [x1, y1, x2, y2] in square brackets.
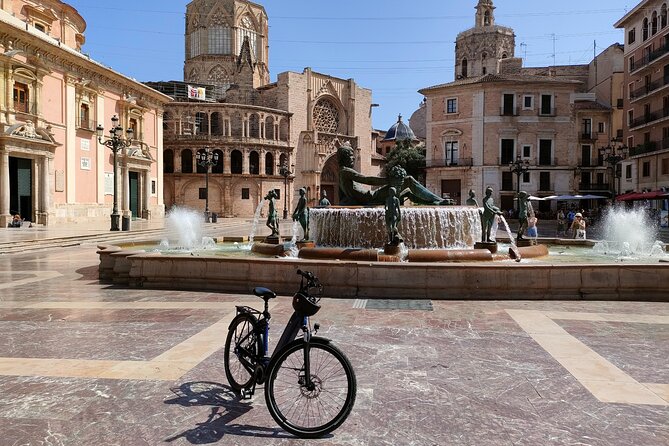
[278, 161, 294, 219]
[97, 115, 133, 231]
[196, 147, 219, 222]
[509, 155, 530, 208]
[601, 142, 628, 196]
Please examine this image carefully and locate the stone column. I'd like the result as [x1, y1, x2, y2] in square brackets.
[40, 155, 51, 224]
[143, 169, 151, 219]
[65, 78, 76, 203]
[224, 149, 231, 174]
[259, 150, 266, 176]
[0, 150, 10, 227]
[242, 148, 249, 175]
[122, 163, 129, 217]
[156, 111, 164, 211]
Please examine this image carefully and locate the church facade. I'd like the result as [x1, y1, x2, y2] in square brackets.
[155, 0, 373, 218]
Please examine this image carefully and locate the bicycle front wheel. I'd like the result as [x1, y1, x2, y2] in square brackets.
[224, 313, 260, 391]
[265, 337, 356, 438]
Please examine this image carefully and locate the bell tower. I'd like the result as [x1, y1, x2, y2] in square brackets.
[184, 0, 270, 90]
[454, 0, 515, 79]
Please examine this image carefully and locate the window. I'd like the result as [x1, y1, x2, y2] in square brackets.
[522, 172, 530, 183]
[582, 119, 592, 138]
[502, 94, 515, 115]
[13, 82, 29, 113]
[626, 164, 632, 179]
[34, 23, 46, 33]
[237, 16, 259, 60]
[190, 29, 201, 58]
[208, 25, 232, 55]
[79, 103, 91, 129]
[522, 145, 531, 158]
[164, 149, 174, 173]
[501, 172, 514, 191]
[652, 11, 658, 35]
[445, 141, 459, 165]
[628, 27, 636, 44]
[523, 95, 533, 109]
[249, 151, 259, 175]
[539, 139, 552, 165]
[274, 189, 280, 200]
[662, 157, 669, 175]
[540, 94, 553, 115]
[242, 188, 250, 199]
[642, 161, 651, 177]
[539, 172, 551, 191]
[663, 4, 668, 28]
[265, 153, 274, 175]
[461, 58, 468, 78]
[181, 149, 193, 173]
[598, 122, 605, 133]
[643, 18, 649, 40]
[501, 139, 515, 164]
[446, 98, 458, 114]
[231, 150, 243, 174]
[628, 109, 634, 126]
[581, 145, 591, 167]
[630, 55, 635, 72]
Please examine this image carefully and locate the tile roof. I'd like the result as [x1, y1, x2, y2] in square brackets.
[419, 73, 583, 93]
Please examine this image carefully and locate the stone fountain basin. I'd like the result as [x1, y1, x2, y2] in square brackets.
[98, 242, 669, 301]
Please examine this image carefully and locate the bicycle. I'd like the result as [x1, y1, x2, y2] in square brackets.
[223, 269, 357, 438]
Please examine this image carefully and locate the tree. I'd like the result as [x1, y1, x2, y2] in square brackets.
[384, 139, 426, 184]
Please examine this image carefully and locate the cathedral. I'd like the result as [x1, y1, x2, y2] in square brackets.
[151, 0, 374, 218]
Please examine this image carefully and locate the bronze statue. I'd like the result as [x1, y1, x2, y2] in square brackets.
[336, 140, 454, 206]
[292, 187, 309, 240]
[465, 189, 479, 207]
[516, 191, 533, 240]
[384, 186, 402, 245]
[481, 186, 502, 243]
[319, 190, 331, 207]
[265, 190, 279, 237]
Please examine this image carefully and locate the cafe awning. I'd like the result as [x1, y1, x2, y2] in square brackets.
[615, 190, 669, 201]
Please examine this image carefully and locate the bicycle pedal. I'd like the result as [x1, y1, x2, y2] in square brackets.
[240, 387, 255, 400]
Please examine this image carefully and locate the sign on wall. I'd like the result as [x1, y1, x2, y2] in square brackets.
[104, 172, 114, 195]
[188, 85, 206, 100]
[81, 139, 90, 151]
[80, 157, 91, 170]
[55, 170, 65, 192]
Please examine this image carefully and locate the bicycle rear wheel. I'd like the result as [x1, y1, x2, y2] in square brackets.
[265, 337, 356, 438]
[224, 313, 260, 391]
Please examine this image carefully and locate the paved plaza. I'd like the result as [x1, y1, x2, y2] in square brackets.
[0, 220, 667, 445]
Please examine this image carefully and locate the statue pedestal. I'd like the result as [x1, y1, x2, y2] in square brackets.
[474, 241, 498, 254]
[516, 238, 536, 247]
[383, 243, 402, 256]
[264, 235, 281, 245]
[296, 240, 315, 249]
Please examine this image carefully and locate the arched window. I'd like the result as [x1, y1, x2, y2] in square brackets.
[210, 112, 222, 135]
[462, 58, 468, 77]
[662, 4, 667, 28]
[212, 149, 224, 173]
[237, 15, 258, 60]
[231, 150, 243, 174]
[164, 149, 174, 173]
[195, 112, 208, 135]
[181, 149, 193, 173]
[279, 153, 287, 168]
[501, 53, 508, 59]
[249, 114, 260, 138]
[265, 152, 274, 175]
[208, 25, 231, 55]
[249, 151, 259, 175]
[313, 98, 340, 133]
[652, 11, 658, 35]
[484, 11, 491, 26]
[643, 18, 649, 40]
[196, 149, 207, 173]
[265, 116, 275, 140]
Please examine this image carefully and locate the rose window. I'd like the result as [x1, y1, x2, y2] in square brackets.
[313, 99, 339, 133]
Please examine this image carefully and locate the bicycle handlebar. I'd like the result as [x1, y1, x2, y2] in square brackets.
[296, 269, 322, 295]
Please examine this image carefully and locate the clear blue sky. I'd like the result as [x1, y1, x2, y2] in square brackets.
[67, 0, 632, 130]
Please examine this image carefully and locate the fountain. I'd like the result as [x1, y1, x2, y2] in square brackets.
[593, 207, 667, 259]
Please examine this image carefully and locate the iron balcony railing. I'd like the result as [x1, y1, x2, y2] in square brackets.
[630, 76, 669, 100]
[629, 107, 669, 129]
[578, 183, 610, 191]
[630, 42, 669, 72]
[426, 158, 473, 168]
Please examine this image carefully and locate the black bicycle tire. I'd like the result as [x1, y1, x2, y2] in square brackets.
[224, 313, 261, 391]
[264, 337, 356, 438]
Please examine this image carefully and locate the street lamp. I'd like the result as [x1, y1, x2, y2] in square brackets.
[601, 142, 628, 196]
[509, 155, 530, 207]
[278, 161, 294, 219]
[196, 147, 219, 222]
[97, 115, 133, 231]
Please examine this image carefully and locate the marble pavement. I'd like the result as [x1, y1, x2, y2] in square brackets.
[0, 224, 667, 445]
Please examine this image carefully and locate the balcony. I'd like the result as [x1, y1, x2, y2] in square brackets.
[426, 158, 473, 168]
[629, 140, 669, 157]
[579, 132, 598, 142]
[629, 76, 669, 101]
[629, 107, 669, 129]
[499, 107, 518, 116]
[171, 133, 290, 147]
[77, 118, 97, 131]
[630, 42, 669, 73]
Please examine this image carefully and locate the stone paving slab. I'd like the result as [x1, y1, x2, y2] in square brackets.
[0, 245, 667, 445]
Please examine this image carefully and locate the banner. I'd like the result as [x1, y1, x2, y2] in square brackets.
[187, 85, 206, 100]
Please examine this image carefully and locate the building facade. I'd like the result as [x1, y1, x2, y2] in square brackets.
[615, 0, 669, 195]
[0, 0, 170, 228]
[420, 0, 623, 211]
[155, 0, 373, 218]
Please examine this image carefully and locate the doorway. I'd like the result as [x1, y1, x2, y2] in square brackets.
[9, 157, 33, 221]
[440, 179, 461, 204]
[129, 171, 140, 218]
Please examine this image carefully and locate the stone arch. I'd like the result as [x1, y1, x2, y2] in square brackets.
[643, 17, 649, 40]
[230, 177, 261, 217]
[248, 113, 260, 138]
[249, 150, 260, 174]
[164, 149, 174, 173]
[279, 118, 289, 141]
[265, 115, 275, 140]
[462, 58, 468, 77]
[662, 4, 668, 28]
[195, 112, 208, 135]
[265, 152, 274, 175]
[231, 111, 243, 138]
[653, 11, 659, 34]
[181, 149, 194, 173]
[181, 177, 224, 215]
[312, 95, 343, 134]
[212, 149, 224, 173]
[210, 112, 222, 135]
[231, 149, 243, 174]
[319, 153, 339, 205]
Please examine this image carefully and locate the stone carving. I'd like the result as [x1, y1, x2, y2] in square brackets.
[319, 191, 331, 207]
[465, 189, 479, 206]
[13, 121, 37, 139]
[292, 187, 309, 241]
[264, 190, 279, 237]
[313, 98, 339, 133]
[516, 191, 533, 240]
[481, 186, 503, 243]
[385, 186, 402, 245]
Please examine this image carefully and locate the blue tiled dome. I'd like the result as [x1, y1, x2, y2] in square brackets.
[383, 114, 416, 142]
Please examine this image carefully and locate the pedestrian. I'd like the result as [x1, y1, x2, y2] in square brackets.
[571, 212, 586, 239]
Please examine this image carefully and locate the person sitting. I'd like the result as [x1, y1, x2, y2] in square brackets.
[571, 212, 586, 239]
[9, 214, 22, 228]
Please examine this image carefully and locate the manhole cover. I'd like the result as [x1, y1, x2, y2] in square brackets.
[364, 299, 433, 311]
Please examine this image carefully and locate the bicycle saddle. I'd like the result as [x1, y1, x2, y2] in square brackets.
[253, 287, 276, 300]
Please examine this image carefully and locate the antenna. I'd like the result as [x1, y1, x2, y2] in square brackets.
[520, 42, 527, 61]
[551, 33, 557, 67]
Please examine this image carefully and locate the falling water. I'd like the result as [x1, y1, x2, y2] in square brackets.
[592, 207, 667, 257]
[248, 200, 266, 242]
[498, 215, 521, 262]
[163, 207, 205, 250]
[310, 207, 481, 249]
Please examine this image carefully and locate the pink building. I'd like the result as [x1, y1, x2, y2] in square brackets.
[0, 0, 171, 228]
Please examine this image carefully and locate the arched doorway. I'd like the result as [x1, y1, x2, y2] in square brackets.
[320, 154, 339, 204]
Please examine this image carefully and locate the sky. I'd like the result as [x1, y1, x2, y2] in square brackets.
[66, 0, 634, 130]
